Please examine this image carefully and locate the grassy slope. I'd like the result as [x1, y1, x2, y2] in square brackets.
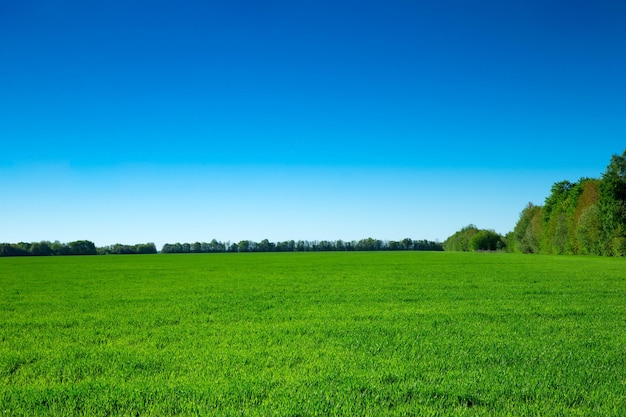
[1, 252, 625, 416]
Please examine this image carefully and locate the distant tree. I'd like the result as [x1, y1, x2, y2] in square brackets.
[209, 239, 225, 253]
[51, 241, 70, 256]
[238, 240, 251, 252]
[317, 240, 334, 251]
[136, 243, 157, 254]
[413, 239, 428, 250]
[68, 240, 97, 255]
[258, 239, 275, 252]
[30, 241, 52, 256]
[357, 237, 382, 251]
[110, 244, 135, 254]
[388, 240, 402, 250]
[15, 242, 32, 254]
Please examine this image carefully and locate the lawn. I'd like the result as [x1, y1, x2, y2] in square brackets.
[1, 252, 625, 416]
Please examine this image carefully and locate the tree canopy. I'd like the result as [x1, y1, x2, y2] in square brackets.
[161, 238, 443, 253]
[507, 150, 626, 256]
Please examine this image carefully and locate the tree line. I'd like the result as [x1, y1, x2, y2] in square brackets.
[0, 241, 157, 257]
[506, 150, 626, 256]
[0, 240, 98, 257]
[162, 238, 443, 253]
[0, 238, 442, 257]
[442, 150, 625, 256]
[6, 151, 622, 258]
[97, 243, 158, 255]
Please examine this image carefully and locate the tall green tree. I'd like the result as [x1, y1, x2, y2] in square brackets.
[510, 203, 543, 253]
[570, 179, 601, 255]
[599, 150, 626, 255]
[510, 150, 624, 256]
[541, 181, 578, 254]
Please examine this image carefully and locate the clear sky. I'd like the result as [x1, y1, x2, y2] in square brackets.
[1, 0, 625, 248]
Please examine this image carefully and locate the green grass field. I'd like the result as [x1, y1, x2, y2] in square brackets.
[1, 252, 625, 416]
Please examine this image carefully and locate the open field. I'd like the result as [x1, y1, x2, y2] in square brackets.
[1, 252, 625, 416]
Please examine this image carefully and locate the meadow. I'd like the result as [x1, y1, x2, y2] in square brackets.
[1, 252, 625, 416]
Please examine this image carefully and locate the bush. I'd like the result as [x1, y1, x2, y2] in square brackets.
[469, 230, 505, 251]
[444, 226, 505, 252]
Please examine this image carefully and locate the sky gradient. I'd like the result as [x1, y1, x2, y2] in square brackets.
[2, 0, 625, 248]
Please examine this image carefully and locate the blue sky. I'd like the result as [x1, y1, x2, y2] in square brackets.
[1, 0, 625, 248]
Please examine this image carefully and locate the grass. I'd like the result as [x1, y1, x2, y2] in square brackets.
[1, 252, 625, 416]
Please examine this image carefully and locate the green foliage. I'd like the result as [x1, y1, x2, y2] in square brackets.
[0, 241, 157, 257]
[68, 240, 97, 255]
[571, 180, 602, 255]
[0, 243, 31, 256]
[599, 150, 626, 247]
[442, 224, 479, 251]
[542, 180, 575, 223]
[576, 204, 603, 255]
[0, 237, 442, 258]
[99, 243, 158, 255]
[540, 180, 588, 254]
[510, 150, 626, 256]
[0, 241, 98, 257]
[161, 238, 443, 253]
[443, 225, 505, 252]
[29, 242, 53, 256]
[1, 253, 625, 415]
[612, 235, 626, 257]
[468, 229, 504, 251]
[509, 203, 543, 253]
